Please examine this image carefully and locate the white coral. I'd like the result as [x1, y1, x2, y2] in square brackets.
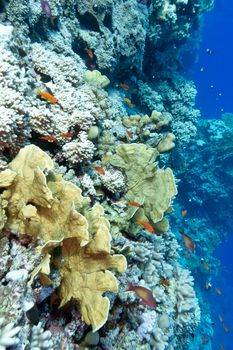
[62, 131, 95, 164]
[101, 169, 126, 193]
[0, 318, 20, 350]
[175, 268, 200, 328]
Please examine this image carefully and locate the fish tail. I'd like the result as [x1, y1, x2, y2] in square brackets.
[126, 282, 134, 291]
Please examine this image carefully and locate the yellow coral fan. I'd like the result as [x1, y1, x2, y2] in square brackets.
[0, 145, 127, 331]
[110, 143, 177, 233]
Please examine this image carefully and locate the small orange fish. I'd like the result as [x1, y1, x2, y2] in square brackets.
[120, 83, 130, 90]
[215, 287, 222, 296]
[39, 135, 57, 142]
[223, 323, 229, 333]
[179, 229, 195, 253]
[126, 130, 133, 138]
[127, 282, 157, 308]
[127, 201, 142, 207]
[37, 90, 59, 103]
[92, 166, 105, 176]
[123, 97, 134, 108]
[218, 314, 224, 323]
[181, 209, 187, 217]
[58, 133, 73, 139]
[160, 276, 170, 287]
[84, 47, 94, 60]
[137, 220, 155, 234]
[205, 281, 211, 290]
[202, 259, 211, 271]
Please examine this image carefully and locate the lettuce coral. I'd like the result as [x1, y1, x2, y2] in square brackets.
[0, 145, 127, 331]
[110, 143, 177, 233]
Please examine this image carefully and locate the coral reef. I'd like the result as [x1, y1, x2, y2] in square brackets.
[0, 0, 215, 346]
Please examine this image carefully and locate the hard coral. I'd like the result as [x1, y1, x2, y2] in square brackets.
[1, 145, 127, 332]
[110, 143, 177, 233]
[59, 203, 127, 332]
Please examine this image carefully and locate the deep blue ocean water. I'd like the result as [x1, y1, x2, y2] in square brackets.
[189, 2, 233, 349]
[192, 0, 233, 119]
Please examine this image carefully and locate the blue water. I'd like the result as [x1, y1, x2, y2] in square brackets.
[191, 2, 233, 348]
[192, 0, 233, 119]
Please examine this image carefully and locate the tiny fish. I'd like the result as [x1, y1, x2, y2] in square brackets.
[201, 258, 211, 271]
[127, 201, 142, 207]
[205, 281, 211, 290]
[120, 83, 130, 90]
[37, 90, 59, 104]
[215, 287, 222, 296]
[137, 220, 155, 234]
[181, 209, 187, 217]
[179, 229, 195, 253]
[206, 48, 214, 55]
[223, 323, 229, 333]
[58, 133, 73, 139]
[92, 166, 105, 176]
[40, 0, 56, 24]
[218, 314, 223, 323]
[160, 276, 170, 287]
[123, 97, 134, 108]
[220, 346, 225, 350]
[126, 130, 133, 138]
[85, 47, 94, 60]
[39, 135, 57, 142]
[127, 282, 157, 309]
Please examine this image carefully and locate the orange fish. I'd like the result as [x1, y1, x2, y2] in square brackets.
[37, 90, 59, 103]
[123, 97, 134, 108]
[181, 209, 187, 217]
[58, 133, 73, 139]
[127, 201, 142, 207]
[201, 259, 211, 271]
[223, 323, 229, 333]
[39, 135, 57, 142]
[126, 130, 133, 138]
[137, 220, 155, 234]
[127, 282, 157, 308]
[92, 166, 105, 176]
[205, 281, 211, 290]
[179, 229, 195, 253]
[215, 287, 222, 296]
[120, 83, 130, 90]
[84, 47, 94, 60]
[160, 276, 170, 287]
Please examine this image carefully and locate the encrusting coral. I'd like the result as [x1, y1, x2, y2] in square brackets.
[0, 145, 127, 332]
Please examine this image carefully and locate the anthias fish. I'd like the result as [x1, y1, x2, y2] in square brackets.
[215, 287, 222, 296]
[120, 83, 130, 90]
[181, 209, 187, 217]
[92, 166, 105, 175]
[40, 0, 56, 24]
[179, 229, 195, 253]
[127, 282, 157, 309]
[137, 220, 155, 234]
[127, 201, 142, 207]
[39, 135, 57, 142]
[123, 97, 134, 108]
[37, 90, 59, 104]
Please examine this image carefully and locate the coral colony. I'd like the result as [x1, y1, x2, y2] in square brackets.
[1, 0, 229, 349]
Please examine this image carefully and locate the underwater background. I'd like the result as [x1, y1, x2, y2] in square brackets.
[0, 0, 232, 349]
